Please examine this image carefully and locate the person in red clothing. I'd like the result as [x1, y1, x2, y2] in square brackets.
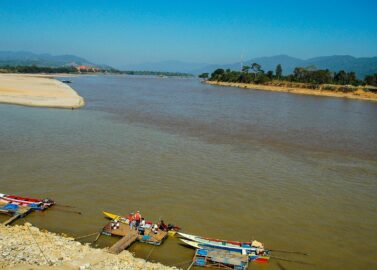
[134, 211, 142, 228]
[128, 212, 135, 229]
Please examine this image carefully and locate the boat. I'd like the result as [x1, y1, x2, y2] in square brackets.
[102, 211, 181, 236]
[0, 193, 55, 211]
[193, 246, 249, 269]
[178, 232, 270, 262]
[103, 211, 129, 223]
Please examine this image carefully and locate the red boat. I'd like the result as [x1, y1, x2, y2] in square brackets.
[0, 193, 55, 210]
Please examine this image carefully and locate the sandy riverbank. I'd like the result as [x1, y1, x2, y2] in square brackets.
[0, 223, 177, 270]
[0, 74, 85, 108]
[206, 80, 377, 102]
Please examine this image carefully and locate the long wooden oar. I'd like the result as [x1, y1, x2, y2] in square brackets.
[269, 249, 309, 256]
[55, 204, 76, 209]
[52, 207, 82, 215]
[276, 262, 287, 270]
[271, 255, 311, 265]
[74, 232, 99, 241]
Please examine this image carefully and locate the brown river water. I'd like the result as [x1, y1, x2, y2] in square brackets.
[1, 75, 376, 269]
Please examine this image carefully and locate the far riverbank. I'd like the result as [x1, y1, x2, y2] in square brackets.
[205, 80, 377, 102]
[0, 74, 85, 109]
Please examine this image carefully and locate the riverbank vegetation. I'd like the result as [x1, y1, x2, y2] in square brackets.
[201, 64, 377, 93]
[0, 65, 115, 74]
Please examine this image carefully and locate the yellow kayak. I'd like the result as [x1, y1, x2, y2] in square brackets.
[103, 211, 129, 224]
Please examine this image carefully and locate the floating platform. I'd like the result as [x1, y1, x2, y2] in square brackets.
[102, 221, 168, 253]
[193, 247, 249, 270]
[0, 201, 33, 226]
[109, 230, 139, 254]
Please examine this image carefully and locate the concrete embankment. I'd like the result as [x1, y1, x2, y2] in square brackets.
[0, 223, 177, 270]
[0, 74, 85, 109]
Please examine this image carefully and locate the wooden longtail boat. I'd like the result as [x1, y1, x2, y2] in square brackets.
[0, 193, 55, 211]
[178, 232, 270, 262]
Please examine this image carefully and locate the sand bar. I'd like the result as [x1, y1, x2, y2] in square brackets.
[0, 74, 85, 109]
[206, 80, 377, 102]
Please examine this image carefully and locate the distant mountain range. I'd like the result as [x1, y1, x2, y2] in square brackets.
[0, 51, 112, 70]
[2, 51, 376, 78]
[123, 55, 377, 78]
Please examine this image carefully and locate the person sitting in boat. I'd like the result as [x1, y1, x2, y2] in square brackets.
[140, 217, 146, 227]
[252, 240, 264, 249]
[158, 220, 168, 231]
[138, 224, 145, 235]
[134, 210, 142, 228]
[152, 224, 158, 234]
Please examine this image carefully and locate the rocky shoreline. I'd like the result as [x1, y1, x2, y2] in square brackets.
[0, 223, 178, 270]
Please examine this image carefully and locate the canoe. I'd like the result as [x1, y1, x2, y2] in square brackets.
[180, 238, 269, 262]
[178, 232, 270, 262]
[103, 211, 129, 224]
[0, 193, 54, 210]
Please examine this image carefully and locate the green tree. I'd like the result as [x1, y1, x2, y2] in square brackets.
[275, 64, 282, 79]
[242, 65, 250, 73]
[210, 68, 225, 81]
[334, 70, 347, 84]
[251, 63, 261, 80]
[364, 74, 377, 86]
[266, 70, 274, 80]
[347, 72, 356, 85]
[199, 73, 209, 79]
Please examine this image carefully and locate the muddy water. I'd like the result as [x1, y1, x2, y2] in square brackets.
[1, 75, 376, 270]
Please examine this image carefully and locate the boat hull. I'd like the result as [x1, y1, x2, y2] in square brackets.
[180, 239, 269, 262]
[0, 193, 54, 210]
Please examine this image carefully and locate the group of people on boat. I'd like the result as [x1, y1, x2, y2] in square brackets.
[125, 210, 171, 235]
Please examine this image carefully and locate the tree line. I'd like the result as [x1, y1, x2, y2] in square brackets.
[0, 65, 114, 74]
[0, 65, 193, 77]
[0, 65, 79, 73]
[200, 63, 377, 87]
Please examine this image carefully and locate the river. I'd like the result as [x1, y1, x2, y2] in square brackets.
[1, 75, 376, 270]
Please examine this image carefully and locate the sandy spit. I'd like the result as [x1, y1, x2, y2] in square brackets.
[0, 223, 178, 270]
[0, 74, 85, 109]
[205, 80, 377, 102]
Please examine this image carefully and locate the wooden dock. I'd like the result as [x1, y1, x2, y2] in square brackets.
[103, 221, 168, 246]
[1, 203, 33, 226]
[109, 230, 138, 254]
[103, 220, 169, 254]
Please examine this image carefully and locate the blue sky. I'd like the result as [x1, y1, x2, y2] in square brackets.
[0, 0, 376, 67]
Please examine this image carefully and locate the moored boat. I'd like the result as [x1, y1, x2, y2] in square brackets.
[178, 232, 270, 262]
[0, 193, 55, 211]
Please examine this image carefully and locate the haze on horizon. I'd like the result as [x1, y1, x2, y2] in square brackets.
[1, 0, 377, 68]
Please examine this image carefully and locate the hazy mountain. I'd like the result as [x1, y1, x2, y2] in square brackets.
[120, 60, 209, 74]
[0, 51, 111, 69]
[2, 51, 376, 78]
[126, 55, 377, 78]
[195, 55, 377, 79]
